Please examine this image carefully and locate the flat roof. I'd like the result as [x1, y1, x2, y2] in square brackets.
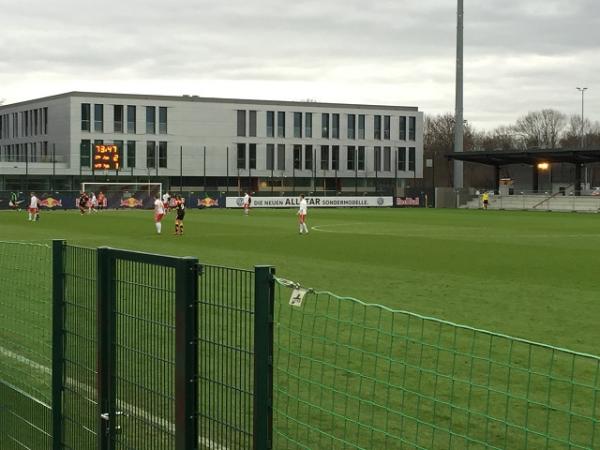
[0, 91, 419, 112]
[447, 148, 600, 165]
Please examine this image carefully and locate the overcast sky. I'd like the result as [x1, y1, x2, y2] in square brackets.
[1, 0, 598, 129]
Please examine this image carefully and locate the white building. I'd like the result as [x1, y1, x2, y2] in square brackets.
[0, 92, 423, 193]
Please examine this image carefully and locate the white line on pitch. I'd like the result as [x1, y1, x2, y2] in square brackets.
[0, 345, 228, 450]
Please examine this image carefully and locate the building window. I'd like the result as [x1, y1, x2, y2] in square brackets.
[399, 116, 407, 140]
[294, 112, 302, 138]
[42, 142, 49, 161]
[266, 144, 275, 170]
[81, 104, 91, 131]
[237, 143, 246, 169]
[146, 106, 156, 134]
[304, 145, 313, 170]
[374, 146, 381, 172]
[158, 141, 167, 168]
[321, 113, 329, 138]
[34, 110, 39, 135]
[347, 146, 356, 171]
[320, 145, 329, 170]
[332, 114, 340, 139]
[146, 141, 156, 168]
[384, 116, 391, 140]
[358, 146, 365, 170]
[374, 115, 381, 140]
[249, 143, 257, 169]
[398, 147, 407, 171]
[80, 140, 91, 167]
[237, 110, 246, 137]
[114, 105, 124, 133]
[159, 107, 168, 134]
[332, 145, 339, 171]
[305, 113, 312, 138]
[409, 117, 416, 141]
[249, 110, 257, 137]
[408, 147, 416, 171]
[43, 107, 48, 134]
[127, 141, 136, 168]
[277, 144, 285, 170]
[347, 114, 356, 139]
[277, 112, 286, 138]
[127, 105, 136, 134]
[384, 146, 391, 172]
[94, 104, 104, 132]
[292, 144, 301, 170]
[266, 111, 275, 137]
[24, 111, 29, 137]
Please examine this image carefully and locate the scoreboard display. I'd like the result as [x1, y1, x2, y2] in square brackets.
[93, 144, 120, 170]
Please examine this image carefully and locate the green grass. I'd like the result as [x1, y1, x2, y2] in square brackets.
[1, 207, 599, 449]
[1, 207, 599, 353]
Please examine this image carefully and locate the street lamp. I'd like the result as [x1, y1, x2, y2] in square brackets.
[576, 87, 588, 150]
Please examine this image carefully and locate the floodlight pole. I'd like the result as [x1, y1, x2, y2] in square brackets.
[576, 87, 588, 191]
[453, 0, 464, 190]
[576, 87, 587, 150]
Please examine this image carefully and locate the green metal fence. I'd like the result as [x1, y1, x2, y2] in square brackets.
[0, 241, 53, 449]
[61, 243, 98, 450]
[273, 278, 600, 450]
[0, 241, 273, 450]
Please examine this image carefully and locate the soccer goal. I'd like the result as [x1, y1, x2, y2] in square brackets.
[81, 182, 163, 209]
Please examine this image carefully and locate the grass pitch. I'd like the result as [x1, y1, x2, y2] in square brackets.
[1, 207, 598, 354]
[1, 207, 599, 448]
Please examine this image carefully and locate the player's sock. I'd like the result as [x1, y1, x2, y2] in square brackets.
[180, 224, 184, 235]
[156, 222, 161, 234]
[28, 213, 32, 221]
[175, 224, 179, 235]
[303, 223, 308, 233]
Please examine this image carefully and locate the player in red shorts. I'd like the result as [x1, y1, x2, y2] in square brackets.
[28, 192, 39, 222]
[154, 194, 165, 234]
[243, 192, 251, 215]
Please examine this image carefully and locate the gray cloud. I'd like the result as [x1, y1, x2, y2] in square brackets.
[0, 0, 598, 129]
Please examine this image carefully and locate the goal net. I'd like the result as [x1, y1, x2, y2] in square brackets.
[80, 182, 163, 209]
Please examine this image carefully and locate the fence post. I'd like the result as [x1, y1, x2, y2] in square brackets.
[254, 265, 275, 450]
[52, 240, 65, 450]
[97, 248, 116, 450]
[175, 257, 199, 450]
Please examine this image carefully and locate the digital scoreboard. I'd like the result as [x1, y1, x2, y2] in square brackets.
[93, 144, 120, 170]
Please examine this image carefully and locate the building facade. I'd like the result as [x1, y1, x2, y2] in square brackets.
[0, 92, 423, 193]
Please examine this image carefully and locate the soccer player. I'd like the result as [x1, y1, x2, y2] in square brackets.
[162, 192, 171, 213]
[90, 192, 99, 213]
[9, 192, 21, 211]
[297, 194, 308, 234]
[242, 192, 251, 215]
[78, 192, 89, 215]
[174, 196, 186, 236]
[97, 191, 106, 210]
[28, 192, 39, 222]
[482, 191, 490, 210]
[154, 194, 165, 234]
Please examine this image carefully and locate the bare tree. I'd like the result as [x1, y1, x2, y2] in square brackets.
[513, 109, 566, 149]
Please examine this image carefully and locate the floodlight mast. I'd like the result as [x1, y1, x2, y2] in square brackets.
[453, 0, 464, 189]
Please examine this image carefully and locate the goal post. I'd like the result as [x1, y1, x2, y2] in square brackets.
[80, 182, 163, 209]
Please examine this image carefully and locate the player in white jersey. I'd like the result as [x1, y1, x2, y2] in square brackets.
[28, 192, 39, 222]
[153, 195, 165, 234]
[162, 192, 171, 213]
[90, 193, 98, 213]
[242, 192, 251, 215]
[297, 194, 308, 234]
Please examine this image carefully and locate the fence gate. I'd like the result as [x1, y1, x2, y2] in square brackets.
[96, 248, 198, 450]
